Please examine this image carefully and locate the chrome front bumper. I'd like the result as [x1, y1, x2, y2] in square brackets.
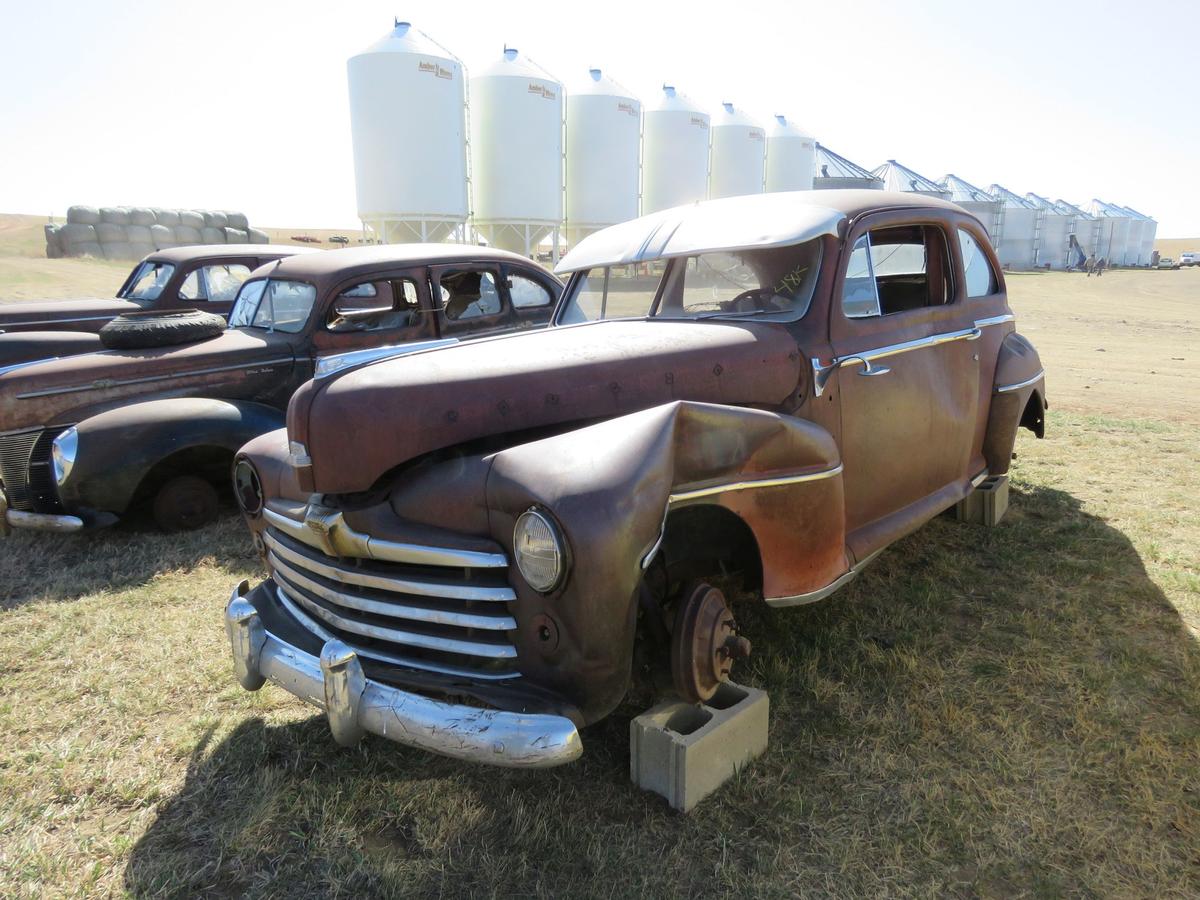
[223, 581, 583, 768]
[0, 483, 83, 536]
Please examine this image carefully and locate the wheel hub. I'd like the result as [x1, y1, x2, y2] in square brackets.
[670, 581, 752, 703]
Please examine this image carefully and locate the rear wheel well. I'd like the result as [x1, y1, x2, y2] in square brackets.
[131, 445, 235, 508]
[660, 504, 763, 597]
[1020, 389, 1045, 438]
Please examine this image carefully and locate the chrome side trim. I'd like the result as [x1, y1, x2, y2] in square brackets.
[974, 313, 1015, 328]
[226, 584, 580, 766]
[16, 356, 294, 400]
[264, 532, 514, 602]
[996, 370, 1045, 394]
[315, 338, 460, 379]
[263, 504, 508, 569]
[668, 464, 844, 505]
[273, 585, 520, 681]
[765, 548, 884, 608]
[278, 584, 517, 660]
[269, 551, 516, 631]
[812, 326, 982, 397]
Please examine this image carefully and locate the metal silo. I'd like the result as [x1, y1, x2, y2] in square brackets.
[642, 85, 710, 214]
[708, 102, 766, 200]
[765, 115, 815, 193]
[469, 47, 563, 256]
[565, 68, 641, 246]
[1087, 200, 1132, 266]
[1123, 206, 1157, 266]
[1026, 193, 1072, 269]
[939, 174, 1004, 249]
[812, 144, 883, 190]
[871, 160, 950, 199]
[347, 21, 468, 244]
[988, 185, 1040, 269]
[1055, 200, 1100, 264]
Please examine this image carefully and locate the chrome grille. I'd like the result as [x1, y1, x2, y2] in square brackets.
[264, 525, 520, 681]
[0, 428, 58, 512]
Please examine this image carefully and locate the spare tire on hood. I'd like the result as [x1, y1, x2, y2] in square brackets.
[98, 309, 226, 350]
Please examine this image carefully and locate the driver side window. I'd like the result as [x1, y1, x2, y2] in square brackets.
[327, 279, 421, 333]
[841, 225, 953, 319]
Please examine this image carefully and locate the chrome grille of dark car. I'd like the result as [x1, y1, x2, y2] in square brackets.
[0, 428, 59, 512]
[263, 526, 520, 681]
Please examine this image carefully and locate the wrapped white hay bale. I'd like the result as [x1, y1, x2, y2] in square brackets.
[156, 208, 181, 227]
[60, 222, 98, 247]
[67, 205, 101, 225]
[225, 211, 249, 230]
[247, 227, 270, 244]
[179, 210, 205, 229]
[200, 226, 226, 244]
[202, 210, 228, 228]
[174, 224, 202, 245]
[129, 207, 156, 226]
[149, 223, 175, 248]
[45, 224, 64, 259]
[74, 242, 103, 258]
[125, 224, 153, 244]
[100, 207, 130, 225]
[223, 227, 249, 243]
[102, 242, 136, 260]
[95, 222, 125, 243]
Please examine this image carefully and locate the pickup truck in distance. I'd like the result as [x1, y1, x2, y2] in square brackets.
[225, 191, 1047, 768]
[0, 245, 309, 366]
[0, 245, 560, 534]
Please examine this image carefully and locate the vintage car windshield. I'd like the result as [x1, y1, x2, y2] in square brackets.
[228, 278, 315, 334]
[119, 261, 176, 303]
[558, 239, 822, 324]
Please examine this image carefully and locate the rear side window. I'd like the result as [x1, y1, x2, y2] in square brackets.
[508, 272, 553, 308]
[841, 225, 953, 318]
[439, 269, 502, 320]
[327, 279, 421, 332]
[959, 230, 998, 297]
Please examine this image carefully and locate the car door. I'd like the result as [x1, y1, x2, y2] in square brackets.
[825, 212, 982, 560]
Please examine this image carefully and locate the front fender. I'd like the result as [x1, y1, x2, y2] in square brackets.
[484, 400, 845, 724]
[983, 332, 1047, 475]
[0, 330, 104, 368]
[59, 397, 285, 514]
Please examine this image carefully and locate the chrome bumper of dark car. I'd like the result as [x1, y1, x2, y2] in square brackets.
[224, 581, 583, 768]
[0, 482, 82, 535]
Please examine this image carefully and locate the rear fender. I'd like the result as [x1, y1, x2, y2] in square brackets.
[983, 332, 1046, 475]
[59, 397, 284, 514]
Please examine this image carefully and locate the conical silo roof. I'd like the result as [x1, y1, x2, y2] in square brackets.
[989, 184, 1037, 209]
[939, 174, 995, 204]
[1087, 199, 1131, 219]
[1054, 199, 1093, 219]
[814, 143, 877, 180]
[871, 160, 947, 196]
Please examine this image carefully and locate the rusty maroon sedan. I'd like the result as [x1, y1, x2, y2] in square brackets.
[225, 191, 1047, 767]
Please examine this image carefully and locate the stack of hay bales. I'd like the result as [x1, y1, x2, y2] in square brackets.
[45, 206, 270, 259]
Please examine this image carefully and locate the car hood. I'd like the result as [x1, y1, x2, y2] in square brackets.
[0, 298, 137, 331]
[0, 330, 106, 368]
[0, 328, 295, 431]
[290, 319, 803, 495]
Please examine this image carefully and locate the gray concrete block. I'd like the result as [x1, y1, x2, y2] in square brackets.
[630, 681, 768, 812]
[956, 474, 1009, 526]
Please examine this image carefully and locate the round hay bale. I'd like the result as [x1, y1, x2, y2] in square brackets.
[100, 207, 130, 225]
[60, 223, 98, 245]
[46, 241, 64, 259]
[67, 205, 101, 225]
[200, 226, 226, 244]
[173, 224, 202, 244]
[102, 242, 136, 260]
[178, 210, 205, 229]
[73, 241, 103, 258]
[247, 227, 270, 244]
[129, 207, 156, 226]
[125, 224, 153, 243]
[156, 209, 181, 227]
[223, 227, 249, 244]
[202, 210, 228, 228]
[44, 223, 62, 248]
[129, 242, 156, 260]
[225, 211, 249, 230]
[149, 223, 174, 246]
[95, 222, 125, 243]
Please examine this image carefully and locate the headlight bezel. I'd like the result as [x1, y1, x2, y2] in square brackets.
[233, 458, 264, 517]
[513, 507, 568, 594]
[51, 426, 79, 487]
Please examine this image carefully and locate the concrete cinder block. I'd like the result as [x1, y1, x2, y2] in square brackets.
[956, 474, 1009, 526]
[630, 681, 768, 812]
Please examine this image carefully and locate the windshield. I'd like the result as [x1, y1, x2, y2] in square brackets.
[558, 239, 822, 324]
[119, 261, 176, 303]
[228, 278, 315, 333]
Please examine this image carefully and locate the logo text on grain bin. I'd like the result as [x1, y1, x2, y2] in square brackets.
[528, 82, 557, 100]
[417, 60, 454, 80]
[617, 101, 638, 117]
[691, 116, 709, 129]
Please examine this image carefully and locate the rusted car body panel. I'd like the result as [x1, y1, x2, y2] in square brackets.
[228, 191, 1047, 765]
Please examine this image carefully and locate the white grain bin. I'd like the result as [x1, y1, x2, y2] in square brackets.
[988, 185, 1040, 269]
[1123, 206, 1157, 266]
[347, 21, 468, 244]
[1087, 200, 1132, 266]
[765, 115, 815, 192]
[469, 47, 563, 256]
[1117, 205, 1153, 266]
[939, 174, 1004, 249]
[871, 160, 950, 199]
[642, 85, 710, 214]
[708, 102, 766, 200]
[1055, 200, 1100, 264]
[1026, 193, 1073, 269]
[565, 68, 641, 246]
[813, 144, 883, 190]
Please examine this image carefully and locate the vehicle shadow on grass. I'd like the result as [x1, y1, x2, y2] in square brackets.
[123, 484, 1200, 898]
[0, 510, 259, 608]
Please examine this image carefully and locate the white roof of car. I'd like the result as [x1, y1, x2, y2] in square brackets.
[554, 192, 846, 274]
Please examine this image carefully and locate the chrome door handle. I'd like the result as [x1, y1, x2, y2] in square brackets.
[965, 327, 983, 341]
[841, 354, 891, 378]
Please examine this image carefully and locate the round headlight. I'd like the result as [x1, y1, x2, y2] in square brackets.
[513, 509, 565, 593]
[51, 426, 78, 486]
[233, 458, 264, 516]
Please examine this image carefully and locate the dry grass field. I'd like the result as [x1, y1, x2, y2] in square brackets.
[1, 217, 1198, 897]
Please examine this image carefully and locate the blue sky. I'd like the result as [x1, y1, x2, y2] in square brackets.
[1, 0, 1195, 235]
